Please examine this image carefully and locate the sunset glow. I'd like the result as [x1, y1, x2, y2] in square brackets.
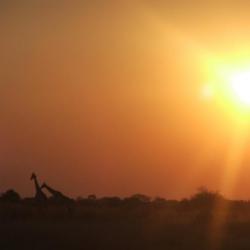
[3, 2, 250, 250]
[2, 1, 250, 201]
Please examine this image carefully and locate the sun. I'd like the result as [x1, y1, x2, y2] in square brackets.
[201, 54, 250, 110]
[229, 71, 250, 106]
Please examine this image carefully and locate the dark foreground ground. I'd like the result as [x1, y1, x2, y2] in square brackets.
[1, 193, 250, 250]
[2, 219, 250, 250]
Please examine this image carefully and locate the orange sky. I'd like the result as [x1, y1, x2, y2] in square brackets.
[1, 2, 250, 199]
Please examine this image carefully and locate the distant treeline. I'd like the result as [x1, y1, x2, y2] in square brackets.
[0, 187, 250, 210]
[0, 187, 224, 205]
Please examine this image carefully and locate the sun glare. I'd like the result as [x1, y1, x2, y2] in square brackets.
[229, 71, 250, 106]
[202, 61, 250, 111]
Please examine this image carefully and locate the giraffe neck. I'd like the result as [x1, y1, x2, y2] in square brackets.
[44, 184, 58, 195]
[33, 177, 41, 193]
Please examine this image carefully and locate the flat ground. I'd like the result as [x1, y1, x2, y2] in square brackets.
[1, 199, 250, 250]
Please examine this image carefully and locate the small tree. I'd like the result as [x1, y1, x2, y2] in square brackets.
[190, 187, 224, 206]
[130, 194, 151, 203]
[88, 194, 97, 200]
[1, 189, 21, 202]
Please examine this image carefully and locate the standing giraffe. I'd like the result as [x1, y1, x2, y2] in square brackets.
[30, 173, 47, 202]
[41, 182, 73, 203]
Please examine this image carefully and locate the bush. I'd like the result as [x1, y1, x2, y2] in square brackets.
[189, 187, 224, 206]
[0, 189, 21, 203]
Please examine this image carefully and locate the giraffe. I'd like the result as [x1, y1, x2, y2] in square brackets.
[41, 182, 73, 203]
[30, 173, 47, 202]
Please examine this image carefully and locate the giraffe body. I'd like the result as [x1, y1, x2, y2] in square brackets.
[41, 183, 73, 203]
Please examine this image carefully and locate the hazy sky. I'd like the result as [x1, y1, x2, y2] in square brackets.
[1, 1, 250, 199]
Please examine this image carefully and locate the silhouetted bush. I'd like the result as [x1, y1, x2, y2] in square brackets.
[0, 189, 21, 202]
[189, 187, 224, 208]
[123, 194, 151, 207]
[152, 197, 167, 205]
[88, 194, 97, 200]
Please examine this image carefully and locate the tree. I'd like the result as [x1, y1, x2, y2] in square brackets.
[1, 189, 21, 202]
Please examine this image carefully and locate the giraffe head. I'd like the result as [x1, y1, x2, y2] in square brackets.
[30, 173, 37, 180]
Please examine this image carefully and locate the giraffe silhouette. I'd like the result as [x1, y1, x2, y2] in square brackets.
[30, 173, 47, 202]
[41, 182, 73, 203]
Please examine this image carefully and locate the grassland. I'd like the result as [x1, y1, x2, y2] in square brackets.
[1, 190, 250, 250]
